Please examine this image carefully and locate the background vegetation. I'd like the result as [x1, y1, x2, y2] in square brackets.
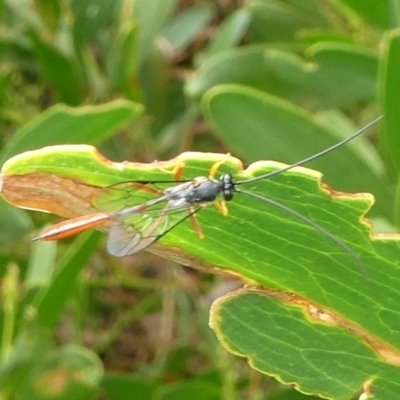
[0, 1, 399, 399]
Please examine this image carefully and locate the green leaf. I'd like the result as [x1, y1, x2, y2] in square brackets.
[134, 0, 178, 66]
[101, 374, 157, 400]
[0, 323, 50, 397]
[0, 199, 32, 243]
[30, 33, 83, 105]
[155, 380, 221, 400]
[1, 145, 399, 398]
[0, 322, 102, 399]
[379, 30, 400, 175]
[163, 4, 214, 52]
[0, 100, 143, 166]
[17, 344, 103, 400]
[186, 45, 293, 100]
[211, 290, 400, 400]
[32, 232, 101, 329]
[264, 43, 378, 105]
[25, 240, 57, 289]
[71, 0, 118, 42]
[101, 373, 221, 400]
[378, 30, 400, 226]
[248, 0, 327, 43]
[268, 388, 315, 400]
[186, 43, 378, 107]
[108, 22, 141, 99]
[339, 0, 394, 29]
[201, 9, 251, 62]
[3, 0, 41, 29]
[35, 0, 61, 33]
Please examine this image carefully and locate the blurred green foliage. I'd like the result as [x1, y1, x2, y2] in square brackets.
[0, 1, 399, 399]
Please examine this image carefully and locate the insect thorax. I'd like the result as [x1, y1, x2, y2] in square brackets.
[186, 177, 222, 203]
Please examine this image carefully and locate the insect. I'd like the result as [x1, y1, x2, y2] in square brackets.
[34, 116, 382, 271]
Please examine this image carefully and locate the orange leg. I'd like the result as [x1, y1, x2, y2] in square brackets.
[155, 162, 186, 181]
[208, 154, 231, 179]
[172, 162, 186, 182]
[189, 210, 204, 239]
[174, 163, 206, 238]
[214, 199, 228, 216]
[129, 163, 186, 197]
[210, 155, 231, 216]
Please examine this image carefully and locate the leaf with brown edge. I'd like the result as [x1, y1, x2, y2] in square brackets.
[2, 145, 400, 400]
[210, 287, 400, 400]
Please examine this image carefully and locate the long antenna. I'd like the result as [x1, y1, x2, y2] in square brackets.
[235, 188, 367, 277]
[236, 115, 383, 185]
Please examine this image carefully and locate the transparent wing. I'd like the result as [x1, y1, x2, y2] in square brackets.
[92, 180, 205, 256]
[106, 203, 201, 256]
[93, 181, 177, 212]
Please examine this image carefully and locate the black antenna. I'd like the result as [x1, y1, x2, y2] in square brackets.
[236, 115, 383, 185]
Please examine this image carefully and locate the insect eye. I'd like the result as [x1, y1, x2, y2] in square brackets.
[224, 191, 233, 201]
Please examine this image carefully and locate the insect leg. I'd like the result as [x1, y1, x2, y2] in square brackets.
[208, 154, 231, 179]
[213, 199, 229, 216]
[189, 208, 205, 239]
[173, 162, 186, 182]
